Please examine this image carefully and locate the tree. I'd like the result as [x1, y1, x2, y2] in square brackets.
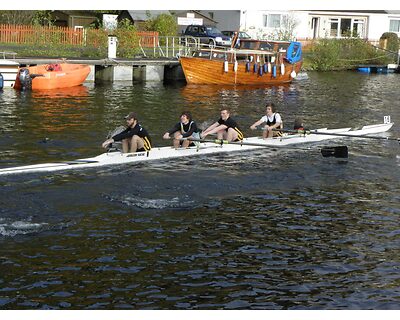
[261, 14, 299, 41]
[144, 13, 178, 37]
[0, 10, 35, 25]
[31, 11, 54, 26]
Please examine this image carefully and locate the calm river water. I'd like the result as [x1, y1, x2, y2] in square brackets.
[0, 72, 400, 309]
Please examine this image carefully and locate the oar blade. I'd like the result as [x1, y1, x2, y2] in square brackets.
[321, 146, 348, 158]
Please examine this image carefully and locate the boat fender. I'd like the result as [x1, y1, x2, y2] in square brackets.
[233, 60, 238, 72]
[280, 63, 285, 75]
[290, 64, 297, 78]
[250, 56, 254, 62]
[246, 61, 250, 72]
[259, 65, 263, 76]
[286, 42, 302, 64]
[18, 68, 32, 90]
[263, 63, 268, 73]
[268, 62, 272, 73]
[256, 56, 260, 63]
[224, 60, 229, 73]
[271, 56, 276, 63]
[0, 73, 3, 90]
[272, 65, 277, 78]
[253, 63, 258, 73]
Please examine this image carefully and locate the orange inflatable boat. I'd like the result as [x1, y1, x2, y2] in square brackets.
[14, 63, 90, 90]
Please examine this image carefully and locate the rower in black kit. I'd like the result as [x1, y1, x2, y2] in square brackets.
[102, 112, 152, 153]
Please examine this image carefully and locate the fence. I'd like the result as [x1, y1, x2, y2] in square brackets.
[0, 24, 84, 45]
[0, 24, 158, 48]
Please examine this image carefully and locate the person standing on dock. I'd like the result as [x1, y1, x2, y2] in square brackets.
[163, 111, 200, 149]
[102, 112, 152, 153]
[250, 102, 283, 139]
[201, 108, 244, 142]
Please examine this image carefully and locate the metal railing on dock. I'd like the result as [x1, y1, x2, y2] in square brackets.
[138, 35, 218, 58]
[1, 51, 17, 59]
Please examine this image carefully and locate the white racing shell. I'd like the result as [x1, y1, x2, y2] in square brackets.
[0, 122, 394, 176]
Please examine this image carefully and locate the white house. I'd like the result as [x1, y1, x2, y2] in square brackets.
[239, 10, 400, 43]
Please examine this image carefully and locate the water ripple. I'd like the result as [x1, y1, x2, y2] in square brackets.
[1, 75, 400, 309]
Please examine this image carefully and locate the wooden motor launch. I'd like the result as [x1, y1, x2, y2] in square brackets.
[180, 39, 302, 85]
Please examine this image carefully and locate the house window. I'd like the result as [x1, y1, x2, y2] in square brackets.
[389, 19, 400, 32]
[328, 17, 366, 38]
[329, 18, 339, 37]
[263, 14, 281, 28]
[340, 18, 351, 36]
[352, 19, 365, 37]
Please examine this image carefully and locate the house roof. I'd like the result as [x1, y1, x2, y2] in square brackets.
[52, 10, 97, 17]
[121, 10, 217, 24]
[123, 10, 170, 21]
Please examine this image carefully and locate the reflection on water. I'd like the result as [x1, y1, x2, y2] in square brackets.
[30, 84, 90, 99]
[30, 86, 91, 133]
[181, 83, 296, 112]
[1, 72, 400, 309]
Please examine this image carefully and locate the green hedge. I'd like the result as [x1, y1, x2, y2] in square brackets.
[0, 42, 107, 59]
[379, 32, 399, 53]
[304, 38, 395, 71]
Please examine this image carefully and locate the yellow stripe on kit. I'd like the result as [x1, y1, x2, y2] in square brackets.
[235, 128, 244, 140]
[143, 137, 152, 151]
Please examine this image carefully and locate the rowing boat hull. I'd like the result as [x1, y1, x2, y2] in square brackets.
[0, 122, 393, 176]
[179, 56, 302, 85]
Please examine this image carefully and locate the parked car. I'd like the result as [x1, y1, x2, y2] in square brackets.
[183, 25, 232, 47]
[221, 31, 252, 40]
[221, 31, 252, 48]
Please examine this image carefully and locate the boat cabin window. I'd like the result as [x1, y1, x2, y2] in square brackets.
[277, 43, 289, 52]
[196, 51, 211, 58]
[259, 42, 274, 51]
[239, 41, 258, 50]
[235, 55, 248, 61]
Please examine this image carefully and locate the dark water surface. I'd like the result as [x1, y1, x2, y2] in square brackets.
[0, 72, 400, 309]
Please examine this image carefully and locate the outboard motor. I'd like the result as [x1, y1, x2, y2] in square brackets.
[18, 68, 32, 90]
[0, 72, 4, 90]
